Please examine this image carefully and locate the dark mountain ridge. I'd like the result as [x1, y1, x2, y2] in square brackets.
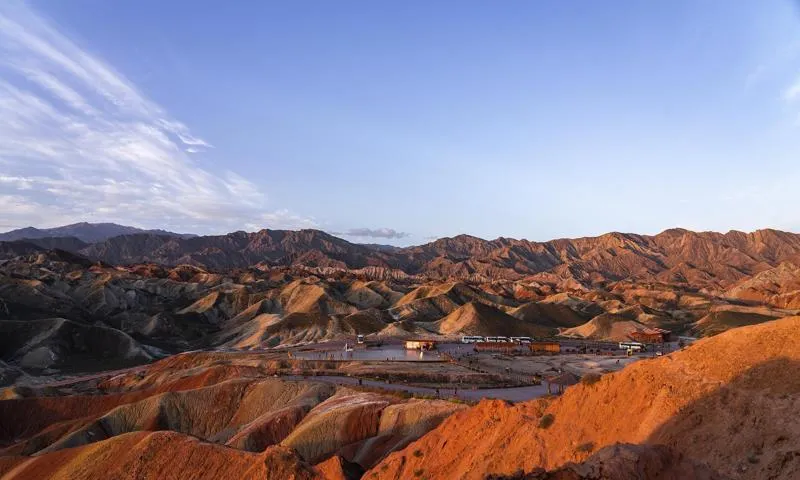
[4, 225, 800, 288]
[78, 229, 397, 271]
[0, 222, 195, 243]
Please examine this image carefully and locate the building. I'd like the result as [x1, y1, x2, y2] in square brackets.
[474, 342, 519, 354]
[545, 371, 579, 394]
[404, 339, 437, 350]
[629, 327, 671, 344]
[529, 341, 561, 354]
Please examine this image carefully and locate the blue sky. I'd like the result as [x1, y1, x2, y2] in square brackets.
[1, 1, 800, 245]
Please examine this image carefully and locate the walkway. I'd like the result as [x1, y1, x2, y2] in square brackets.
[283, 374, 549, 402]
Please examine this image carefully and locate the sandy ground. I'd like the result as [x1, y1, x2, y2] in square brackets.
[432, 342, 651, 376]
[283, 375, 549, 402]
[287, 341, 651, 383]
[273, 341, 656, 403]
[468, 352, 642, 377]
[9, 341, 652, 404]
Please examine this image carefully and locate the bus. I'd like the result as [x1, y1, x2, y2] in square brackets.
[357, 334, 364, 344]
[461, 335, 485, 344]
[486, 336, 511, 343]
[619, 341, 645, 352]
[510, 336, 532, 344]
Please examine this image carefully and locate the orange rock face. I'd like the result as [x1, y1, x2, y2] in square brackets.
[484, 444, 724, 480]
[0, 351, 462, 479]
[367, 317, 800, 480]
[0, 431, 321, 480]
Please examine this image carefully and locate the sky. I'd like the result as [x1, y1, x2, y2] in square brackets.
[1, 1, 800, 246]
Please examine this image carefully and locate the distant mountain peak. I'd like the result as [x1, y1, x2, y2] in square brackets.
[0, 222, 195, 243]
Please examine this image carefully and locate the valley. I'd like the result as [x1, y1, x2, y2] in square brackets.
[2, 225, 800, 479]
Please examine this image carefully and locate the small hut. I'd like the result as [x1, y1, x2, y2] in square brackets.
[404, 339, 437, 350]
[629, 327, 671, 344]
[545, 371, 579, 394]
[529, 341, 561, 354]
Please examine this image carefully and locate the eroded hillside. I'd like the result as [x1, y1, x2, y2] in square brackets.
[365, 317, 800, 480]
[3, 238, 800, 380]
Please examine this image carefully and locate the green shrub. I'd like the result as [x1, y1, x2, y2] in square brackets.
[576, 441, 594, 453]
[581, 373, 602, 386]
[414, 468, 424, 477]
[413, 449, 424, 458]
[538, 413, 554, 429]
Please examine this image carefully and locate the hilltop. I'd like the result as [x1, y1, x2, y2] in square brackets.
[0, 222, 194, 243]
[5, 226, 800, 291]
[3, 235, 800, 367]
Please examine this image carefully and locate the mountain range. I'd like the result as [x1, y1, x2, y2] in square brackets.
[4, 223, 800, 479]
[4, 223, 800, 290]
[0, 222, 195, 243]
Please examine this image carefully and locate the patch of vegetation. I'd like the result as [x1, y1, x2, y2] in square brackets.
[747, 446, 763, 464]
[581, 373, 602, 386]
[576, 441, 594, 453]
[414, 394, 438, 401]
[413, 449, 424, 458]
[538, 413, 554, 429]
[413, 468, 425, 477]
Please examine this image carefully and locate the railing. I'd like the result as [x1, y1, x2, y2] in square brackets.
[439, 351, 541, 386]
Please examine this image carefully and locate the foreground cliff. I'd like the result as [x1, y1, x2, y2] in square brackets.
[0, 351, 464, 480]
[366, 316, 800, 480]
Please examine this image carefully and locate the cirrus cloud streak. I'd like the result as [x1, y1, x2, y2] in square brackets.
[0, 1, 313, 233]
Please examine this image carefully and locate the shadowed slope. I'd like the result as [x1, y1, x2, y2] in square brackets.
[433, 302, 553, 337]
[0, 319, 152, 371]
[486, 443, 723, 480]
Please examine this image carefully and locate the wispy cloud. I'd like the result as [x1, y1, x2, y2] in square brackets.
[0, 1, 313, 233]
[331, 228, 410, 239]
[783, 76, 800, 101]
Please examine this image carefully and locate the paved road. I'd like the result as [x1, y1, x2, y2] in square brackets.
[35, 367, 547, 403]
[283, 374, 549, 402]
[23, 364, 149, 389]
[31, 345, 551, 402]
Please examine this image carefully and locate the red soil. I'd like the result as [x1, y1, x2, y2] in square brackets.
[0, 431, 321, 480]
[367, 316, 800, 480]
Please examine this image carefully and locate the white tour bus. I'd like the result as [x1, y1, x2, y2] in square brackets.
[619, 341, 645, 352]
[461, 335, 485, 344]
[510, 336, 532, 344]
[486, 336, 511, 343]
